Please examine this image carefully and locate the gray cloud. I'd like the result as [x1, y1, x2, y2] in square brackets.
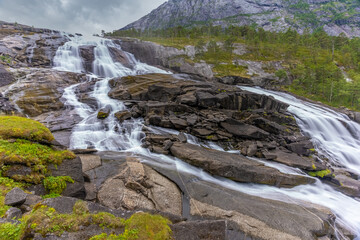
[0, 0, 167, 35]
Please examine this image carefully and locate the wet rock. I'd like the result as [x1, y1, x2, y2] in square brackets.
[169, 116, 188, 130]
[246, 143, 258, 157]
[0, 64, 14, 87]
[252, 117, 287, 135]
[5, 188, 27, 206]
[114, 110, 132, 122]
[79, 45, 95, 72]
[108, 46, 133, 69]
[97, 105, 112, 119]
[6, 68, 85, 117]
[178, 92, 197, 106]
[266, 148, 326, 171]
[221, 119, 269, 140]
[170, 143, 314, 188]
[177, 132, 187, 143]
[5, 207, 22, 220]
[287, 141, 314, 156]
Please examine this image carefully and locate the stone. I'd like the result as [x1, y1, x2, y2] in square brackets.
[196, 91, 217, 108]
[5, 188, 27, 206]
[246, 143, 258, 157]
[114, 110, 132, 122]
[177, 132, 187, 143]
[171, 220, 227, 240]
[0, 64, 14, 87]
[78, 154, 102, 173]
[23, 194, 42, 208]
[97, 105, 111, 119]
[85, 182, 97, 201]
[178, 92, 197, 106]
[163, 140, 173, 150]
[221, 119, 269, 140]
[287, 141, 314, 156]
[5, 207, 22, 220]
[192, 128, 213, 136]
[79, 45, 95, 72]
[170, 143, 314, 188]
[169, 116, 188, 130]
[98, 158, 182, 216]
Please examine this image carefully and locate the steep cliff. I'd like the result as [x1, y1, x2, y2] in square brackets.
[122, 0, 360, 37]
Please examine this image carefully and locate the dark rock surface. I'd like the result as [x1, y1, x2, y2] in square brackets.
[5, 187, 27, 206]
[170, 142, 314, 187]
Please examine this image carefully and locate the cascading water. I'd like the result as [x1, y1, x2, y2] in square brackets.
[53, 35, 360, 239]
[239, 86, 360, 176]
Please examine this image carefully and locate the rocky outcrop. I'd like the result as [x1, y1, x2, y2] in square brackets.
[118, 39, 214, 79]
[122, 0, 360, 37]
[1, 68, 86, 117]
[170, 142, 314, 187]
[80, 152, 182, 216]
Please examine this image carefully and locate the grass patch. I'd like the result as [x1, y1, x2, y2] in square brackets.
[0, 116, 54, 142]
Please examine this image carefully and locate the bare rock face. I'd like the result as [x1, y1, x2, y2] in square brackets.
[122, 0, 360, 37]
[3, 68, 86, 117]
[94, 156, 182, 216]
[170, 142, 314, 188]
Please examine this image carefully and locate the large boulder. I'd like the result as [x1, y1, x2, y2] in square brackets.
[170, 142, 314, 188]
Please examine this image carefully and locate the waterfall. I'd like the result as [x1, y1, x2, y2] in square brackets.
[53, 36, 360, 239]
[239, 86, 360, 176]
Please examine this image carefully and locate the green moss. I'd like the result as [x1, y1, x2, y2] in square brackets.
[97, 112, 109, 119]
[43, 176, 74, 195]
[0, 221, 26, 240]
[312, 164, 317, 170]
[308, 169, 332, 178]
[0, 116, 54, 142]
[124, 212, 172, 240]
[0, 139, 75, 184]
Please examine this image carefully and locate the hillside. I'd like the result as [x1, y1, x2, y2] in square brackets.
[122, 0, 360, 37]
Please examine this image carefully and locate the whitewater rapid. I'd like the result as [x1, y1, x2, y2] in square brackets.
[53, 35, 360, 239]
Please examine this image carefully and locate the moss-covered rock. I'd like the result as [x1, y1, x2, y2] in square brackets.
[0, 116, 54, 142]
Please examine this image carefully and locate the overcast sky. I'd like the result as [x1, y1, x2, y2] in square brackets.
[0, 0, 167, 35]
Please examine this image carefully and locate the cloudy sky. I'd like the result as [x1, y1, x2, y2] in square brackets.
[0, 0, 167, 35]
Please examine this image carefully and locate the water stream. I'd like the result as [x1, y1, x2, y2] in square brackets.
[53, 35, 360, 239]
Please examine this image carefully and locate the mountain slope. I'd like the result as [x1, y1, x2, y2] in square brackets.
[122, 0, 360, 37]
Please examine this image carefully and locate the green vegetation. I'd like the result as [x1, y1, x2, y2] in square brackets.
[0, 116, 54, 142]
[0, 54, 12, 64]
[43, 176, 74, 196]
[308, 169, 332, 178]
[0, 200, 172, 240]
[109, 24, 360, 110]
[0, 138, 75, 184]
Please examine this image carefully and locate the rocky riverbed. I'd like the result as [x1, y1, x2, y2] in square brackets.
[1, 22, 359, 239]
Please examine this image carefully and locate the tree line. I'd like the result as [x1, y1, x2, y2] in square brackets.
[107, 25, 360, 110]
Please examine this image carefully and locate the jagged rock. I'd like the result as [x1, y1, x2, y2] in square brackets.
[265, 148, 326, 171]
[78, 154, 102, 172]
[170, 142, 314, 187]
[79, 45, 95, 72]
[0, 64, 14, 87]
[97, 105, 111, 119]
[5, 207, 22, 220]
[196, 91, 217, 108]
[114, 110, 132, 122]
[287, 141, 314, 156]
[108, 46, 133, 69]
[220, 119, 269, 140]
[169, 116, 188, 130]
[5, 188, 27, 206]
[122, 0, 360, 37]
[177, 132, 187, 143]
[97, 157, 182, 216]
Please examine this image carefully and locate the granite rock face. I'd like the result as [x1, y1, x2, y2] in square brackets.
[122, 0, 360, 37]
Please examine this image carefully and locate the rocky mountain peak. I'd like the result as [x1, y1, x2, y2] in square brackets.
[122, 0, 360, 37]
